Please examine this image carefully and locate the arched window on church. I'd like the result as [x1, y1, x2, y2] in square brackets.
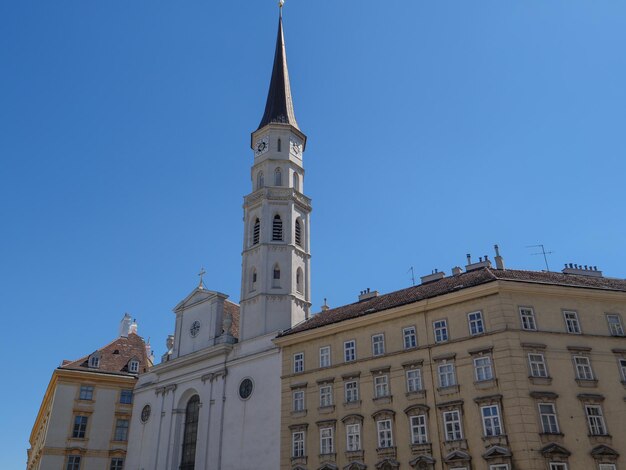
[252, 218, 260, 245]
[250, 268, 257, 292]
[274, 167, 282, 186]
[295, 219, 302, 247]
[180, 395, 200, 470]
[277, 138, 282, 152]
[296, 268, 303, 294]
[272, 215, 283, 241]
[273, 264, 281, 288]
[257, 171, 264, 190]
[293, 172, 299, 191]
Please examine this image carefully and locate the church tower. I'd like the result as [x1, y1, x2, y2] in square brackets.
[239, 10, 311, 341]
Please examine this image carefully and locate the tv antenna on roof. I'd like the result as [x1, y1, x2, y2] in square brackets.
[527, 244, 553, 272]
[407, 266, 415, 286]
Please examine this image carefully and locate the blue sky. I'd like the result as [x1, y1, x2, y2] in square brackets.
[1, 1, 625, 467]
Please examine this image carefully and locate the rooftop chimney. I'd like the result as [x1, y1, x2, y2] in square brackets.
[358, 288, 379, 301]
[465, 253, 492, 272]
[119, 313, 132, 337]
[562, 263, 603, 278]
[494, 244, 505, 270]
[420, 269, 445, 284]
[129, 318, 138, 335]
[451, 266, 463, 276]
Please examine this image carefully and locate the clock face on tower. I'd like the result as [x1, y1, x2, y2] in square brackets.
[254, 136, 269, 157]
[290, 139, 302, 158]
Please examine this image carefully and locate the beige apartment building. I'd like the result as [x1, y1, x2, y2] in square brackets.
[275, 254, 626, 470]
[27, 315, 152, 470]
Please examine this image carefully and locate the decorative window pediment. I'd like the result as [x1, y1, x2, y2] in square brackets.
[443, 449, 471, 463]
[375, 459, 400, 470]
[409, 454, 436, 469]
[319, 464, 339, 470]
[343, 462, 366, 470]
[372, 409, 395, 420]
[404, 404, 430, 416]
[483, 445, 512, 459]
[591, 444, 619, 460]
[540, 443, 571, 458]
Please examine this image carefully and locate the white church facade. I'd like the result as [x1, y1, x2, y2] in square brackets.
[125, 8, 311, 470]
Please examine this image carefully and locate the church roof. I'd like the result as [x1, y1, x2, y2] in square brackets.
[60, 332, 151, 376]
[279, 267, 626, 337]
[224, 300, 241, 339]
[256, 15, 300, 131]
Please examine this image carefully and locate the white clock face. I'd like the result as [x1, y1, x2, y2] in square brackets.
[290, 139, 302, 158]
[255, 137, 269, 157]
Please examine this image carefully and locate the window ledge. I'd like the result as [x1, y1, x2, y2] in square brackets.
[406, 390, 426, 400]
[529, 376, 553, 385]
[373, 396, 393, 405]
[291, 456, 307, 465]
[318, 405, 335, 414]
[437, 385, 460, 396]
[376, 446, 397, 458]
[589, 434, 612, 445]
[576, 378, 599, 388]
[343, 400, 361, 409]
[481, 434, 509, 446]
[539, 433, 564, 445]
[291, 410, 307, 418]
[318, 453, 336, 463]
[443, 439, 468, 452]
[410, 442, 432, 455]
[345, 450, 364, 460]
[474, 378, 498, 390]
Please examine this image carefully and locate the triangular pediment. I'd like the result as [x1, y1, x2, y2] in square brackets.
[540, 443, 571, 457]
[591, 445, 619, 458]
[409, 454, 436, 467]
[483, 445, 512, 459]
[375, 459, 400, 470]
[444, 450, 471, 463]
[318, 464, 338, 470]
[173, 287, 226, 313]
[343, 462, 367, 470]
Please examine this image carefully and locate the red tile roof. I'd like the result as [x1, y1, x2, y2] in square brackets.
[224, 300, 240, 339]
[279, 268, 626, 337]
[60, 332, 151, 376]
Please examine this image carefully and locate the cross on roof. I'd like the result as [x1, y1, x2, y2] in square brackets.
[198, 267, 206, 288]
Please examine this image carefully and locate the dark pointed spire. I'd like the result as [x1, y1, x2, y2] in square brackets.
[257, 12, 300, 131]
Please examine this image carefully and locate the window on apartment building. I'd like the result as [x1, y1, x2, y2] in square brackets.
[293, 352, 304, 373]
[433, 319, 448, 343]
[377, 419, 393, 448]
[109, 458, 124, 470]
[585, 405, 607, 435]
[519, 307, 537, 331]
[345, 381, 359, 403]
[374, 375, 390, 398]
[468, 311, 484, 335]
[599, 465, 617, 470]
[372, 334, 385, 356]
[528, 353, 548, 378]
[79, 385, 94, 401]
[574, 356, 594, 380]
[319, 346, 330, 368]
[72, 416, 88, 438]
[563, 311, 581, 334]
[346, 423, 361, 451]
[120, 389, 133, 404]
[114, 419, 129, 442]
[66, 456, 81, 470]
[320, 427, 334, 454]
[474, 356, 494, 382]
[443, 410, 463, 441]
[538, 403, 560, 434]
[319, 385, 333, 408]
[489, 465, 510, 470]
[406, 369, 422, 393]
[481, 405, 503, 436]
[410, 415, 428, 444]
[619, 358, 626, 382]
[293, 390, 305, 412]
[403, 326, 417, 349]
[344, 340, 356, 362]
[606, 314, 624, 336]
[549, 464, 568, 470]
[438, 362, 456, 388]
[128, 359, 139, 374]
[292, 431, 305, 458]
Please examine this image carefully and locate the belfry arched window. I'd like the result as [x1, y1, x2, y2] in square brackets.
[293, 172, 299, 191]
[272, 215, 283, 241]
[250, 268, 257, 292]
[296, 268, 303, 294]
[277, 138, 282, 152]
[257, 171, 264, 190]
[273, 264, 281, 288]
[274, 167, 282, 186]
[180, 395, 200, 470]
[252, 218, 260, 245]
[295, 220, 302, 247]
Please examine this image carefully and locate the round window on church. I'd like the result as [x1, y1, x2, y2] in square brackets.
[190, 320, 201, 337]
[141, 404, 151, 423]
[238, 378, 254, 400]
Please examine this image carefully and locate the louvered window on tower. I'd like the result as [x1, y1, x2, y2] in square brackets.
[295, 220, 302, 247]
[272, 215, 283, 241]
[253, 218, 260, 245]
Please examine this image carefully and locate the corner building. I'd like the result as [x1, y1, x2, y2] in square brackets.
[275, 258, 626, 470]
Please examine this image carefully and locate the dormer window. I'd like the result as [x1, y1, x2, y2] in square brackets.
[89, 354, 100, 369]
[128, 359, 139, 374]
